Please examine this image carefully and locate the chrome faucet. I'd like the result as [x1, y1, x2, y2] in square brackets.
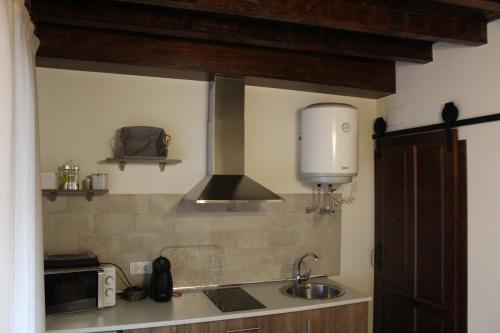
[293, 253, 319, 285]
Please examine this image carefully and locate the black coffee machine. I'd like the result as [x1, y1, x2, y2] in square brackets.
[149, 256, 173, 302]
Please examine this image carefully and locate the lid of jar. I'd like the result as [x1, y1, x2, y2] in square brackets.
[71, 166, 79, 170]
[61, 164, 71, 170]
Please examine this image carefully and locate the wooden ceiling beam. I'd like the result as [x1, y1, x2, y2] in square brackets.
[30, 0, 433, 63]
[112, 0, 487, 45]
[34, 23, 395, 98]
[434, 0, 500, 12]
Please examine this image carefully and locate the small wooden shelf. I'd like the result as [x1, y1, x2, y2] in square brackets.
[101, 157, 182, 171]
[42, 189, 109, 202]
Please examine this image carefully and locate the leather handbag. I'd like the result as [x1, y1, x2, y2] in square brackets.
[117, 126, 171, 158]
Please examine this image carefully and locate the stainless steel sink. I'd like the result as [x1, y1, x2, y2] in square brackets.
[280, 282, 345, 300]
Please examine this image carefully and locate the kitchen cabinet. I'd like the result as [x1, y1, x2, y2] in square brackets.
[262, 312, 302, 333]
[123, 302, 367, 333]
[300, 303, 367, 333]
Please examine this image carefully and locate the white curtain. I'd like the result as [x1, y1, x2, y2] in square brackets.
[0, 0, 44, 332]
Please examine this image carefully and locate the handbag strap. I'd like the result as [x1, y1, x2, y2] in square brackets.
[163, 134, 171, 149]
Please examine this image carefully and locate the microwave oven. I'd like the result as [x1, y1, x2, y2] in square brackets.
[44, 264, 116, 315]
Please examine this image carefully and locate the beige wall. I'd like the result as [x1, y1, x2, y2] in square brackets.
[377, 19, 500, 333]
[36, 68, 208, 194]
[37, 68, 376, 329]
[36, 68, 376, 194]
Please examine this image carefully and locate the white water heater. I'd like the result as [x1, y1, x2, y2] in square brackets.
[300, 103, 358, 188]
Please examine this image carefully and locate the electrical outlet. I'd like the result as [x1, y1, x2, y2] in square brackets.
[130, 261, 153, 275]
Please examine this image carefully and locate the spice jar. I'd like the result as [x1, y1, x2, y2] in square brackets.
[68, 165, 80, 190]
[82, 176, 92, 191]
[59, 162, 80, 190]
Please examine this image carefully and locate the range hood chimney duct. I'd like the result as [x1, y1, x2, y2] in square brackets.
[183, 76, 284, 204]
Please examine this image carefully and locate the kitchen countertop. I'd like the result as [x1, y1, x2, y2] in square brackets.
[46, 278, 371, 333]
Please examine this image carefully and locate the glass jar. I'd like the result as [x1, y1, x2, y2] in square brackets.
[82, 176, 92, 191]
[68, 166, 79, 190]
[59, 163, 79, 190]
[59, 164, 71, 190]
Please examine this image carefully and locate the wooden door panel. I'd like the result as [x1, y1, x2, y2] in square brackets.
[124, 303, 367, 333]
[177, 322, 211, 333]
[382, 297, 414, 333]
[223, 316, 261, 333]
[415, 144, 446, 305]
[381, 145, 412, 295]
[126, 322, 212, 333]
[330, 302, 368, 333]
[374, 130, 466, 333]
[416, 310, 445, 333]
[260, 312, 301, 333]
[301, 303, 368, 333]
[207, 321, 226, 333]
[301, 307, 331, 333]
[127, 326, 177, 333]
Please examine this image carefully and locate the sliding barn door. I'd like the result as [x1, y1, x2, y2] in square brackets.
[374, 130, 467, 333]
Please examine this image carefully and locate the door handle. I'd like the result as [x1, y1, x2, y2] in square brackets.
[226, 328, 261, 333]
[373, 246, 383, 267]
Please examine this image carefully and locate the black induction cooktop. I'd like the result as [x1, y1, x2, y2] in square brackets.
[204, 287, 266, 312]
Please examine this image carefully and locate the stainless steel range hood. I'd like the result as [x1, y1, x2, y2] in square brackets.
[183, 76, 284, 204]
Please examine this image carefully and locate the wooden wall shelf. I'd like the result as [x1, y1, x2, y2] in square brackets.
[101, 157, 182, 171]
[42, 189, 109, 202]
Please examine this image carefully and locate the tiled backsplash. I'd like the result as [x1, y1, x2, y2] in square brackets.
[42, 194, 341, 288]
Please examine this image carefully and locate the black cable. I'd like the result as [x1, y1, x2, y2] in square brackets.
[100, 262, 133, 288]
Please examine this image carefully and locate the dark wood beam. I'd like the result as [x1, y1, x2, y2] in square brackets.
[34, 23, 395, 98]
[435, 0, 500, 12]
[30, 0, 433, 63]
[488, 12, 500, 21]
[113, 0, 487, 45]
